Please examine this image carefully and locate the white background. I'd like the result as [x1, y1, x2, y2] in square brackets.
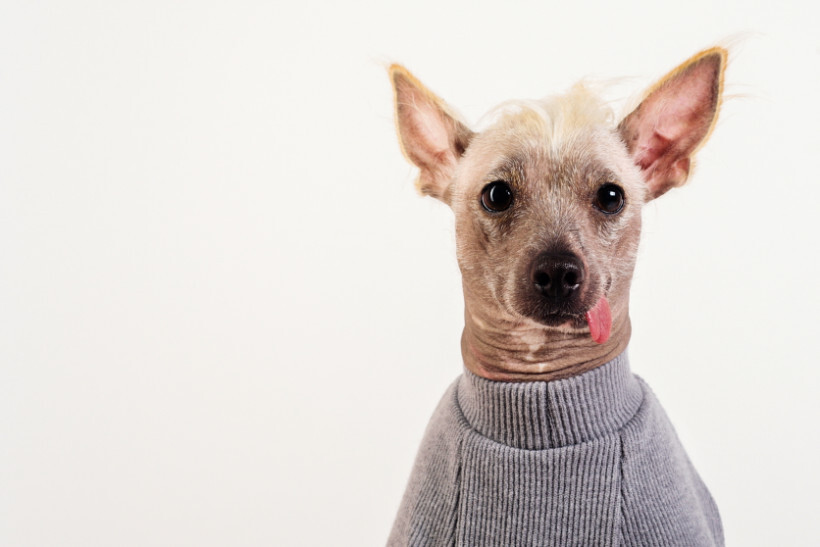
[1, 1, 818, 545]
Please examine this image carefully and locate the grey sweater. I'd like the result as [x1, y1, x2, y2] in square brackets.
[388, 353, 723, 546]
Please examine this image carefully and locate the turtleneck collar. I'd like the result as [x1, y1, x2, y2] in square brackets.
[456, 352, 643, 450]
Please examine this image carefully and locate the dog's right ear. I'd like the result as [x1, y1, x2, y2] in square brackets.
[390, 65, 474, 203]
[618, 48, 727, 200]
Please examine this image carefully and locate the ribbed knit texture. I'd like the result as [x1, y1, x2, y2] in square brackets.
[388, 353, 723, 546]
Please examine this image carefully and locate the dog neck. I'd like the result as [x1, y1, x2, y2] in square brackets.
[460, 295, 631, 382]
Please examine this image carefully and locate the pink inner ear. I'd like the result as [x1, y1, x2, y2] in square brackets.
[393, 72, 460, 176]
[636, 62, 716, 161]
[621, 54, 722, 198]
[403, 102, 457, 171]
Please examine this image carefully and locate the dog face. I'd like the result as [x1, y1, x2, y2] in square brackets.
[391, 48, 725, 352]
[448, 94, 646, 334]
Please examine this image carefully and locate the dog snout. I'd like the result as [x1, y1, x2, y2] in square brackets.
[531, 252, 584, 301]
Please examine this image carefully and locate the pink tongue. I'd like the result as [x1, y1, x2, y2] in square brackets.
[585, 296, 612, 344]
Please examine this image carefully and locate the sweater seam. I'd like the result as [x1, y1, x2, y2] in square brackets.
[449, 432, 463, 547]
[617, 380, 648, 547]
[618, 430, 627, 547]
[449, 379, 466, 547]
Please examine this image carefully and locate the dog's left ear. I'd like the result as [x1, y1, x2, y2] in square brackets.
[390, 65, 474, 204]
[619, 48, 727, 200]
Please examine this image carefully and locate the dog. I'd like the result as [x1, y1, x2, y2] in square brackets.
[387, 48, 726, 546]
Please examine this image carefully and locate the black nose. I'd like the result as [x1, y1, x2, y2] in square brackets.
[532, 253, 584, 300]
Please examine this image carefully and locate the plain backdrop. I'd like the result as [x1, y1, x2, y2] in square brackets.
[1, 1, 819, 546]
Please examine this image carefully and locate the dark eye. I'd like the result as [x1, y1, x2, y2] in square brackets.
[593, 183, 625, 214]
[480, 181, 513, 212]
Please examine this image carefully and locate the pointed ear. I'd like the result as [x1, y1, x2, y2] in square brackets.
[389, 64, 474, 203]
[618, 48, 727, 200]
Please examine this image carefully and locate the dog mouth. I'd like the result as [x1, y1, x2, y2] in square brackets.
[535, 313, 587, 328]
[520, 287, 613, 344]
[531, 295, 611, 344]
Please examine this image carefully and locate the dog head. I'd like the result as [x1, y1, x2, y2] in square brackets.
[390, 49, 726, 363]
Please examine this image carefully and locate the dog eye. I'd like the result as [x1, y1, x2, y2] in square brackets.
[480, 181, 513, 213]
[593, 183, 625, 214]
